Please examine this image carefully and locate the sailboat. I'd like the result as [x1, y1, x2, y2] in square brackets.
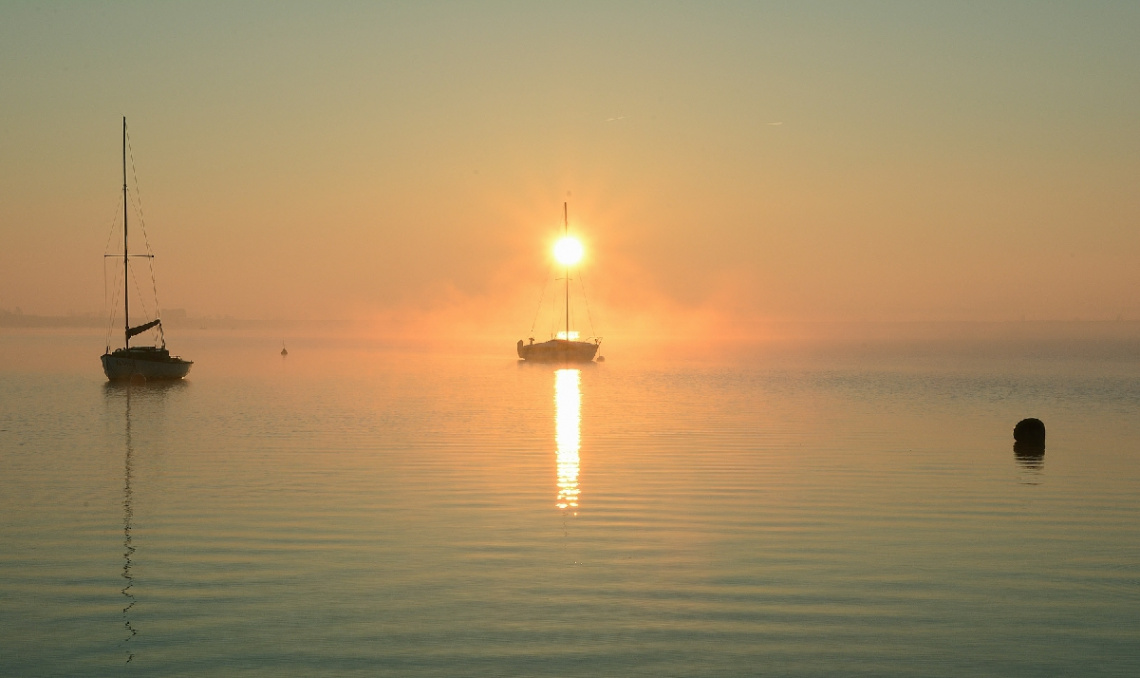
[101, 118, 193, 381]
[517, 203, 601, 363]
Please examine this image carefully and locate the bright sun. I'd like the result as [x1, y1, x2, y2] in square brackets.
[553, 236, 584, 266]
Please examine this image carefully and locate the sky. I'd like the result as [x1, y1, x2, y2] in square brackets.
[2, 1, 1138, 347]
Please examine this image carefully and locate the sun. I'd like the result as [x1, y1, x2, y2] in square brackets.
[553, 236, 584, 266]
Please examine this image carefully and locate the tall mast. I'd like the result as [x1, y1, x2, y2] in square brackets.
[563, 202, 569, 341]
[123, 117, 130, 349]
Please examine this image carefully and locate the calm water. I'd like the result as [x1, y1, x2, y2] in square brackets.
[2, 331, 1139, 677]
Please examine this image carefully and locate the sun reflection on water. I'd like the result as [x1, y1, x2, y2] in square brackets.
[554, 368, 581, 513]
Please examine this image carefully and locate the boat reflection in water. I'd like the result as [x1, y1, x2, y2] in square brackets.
[103, 380, 182, 663]
[115, 384, 139, 663]
[554, 369, 581, 514]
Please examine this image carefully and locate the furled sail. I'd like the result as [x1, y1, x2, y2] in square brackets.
[126, 318, 161, 339]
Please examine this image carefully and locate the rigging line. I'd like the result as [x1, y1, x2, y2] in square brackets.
[549, 278, 558, 339]
[105, 267, 122, 348]
[129, 190, 154, 256]
[553, 273, 565, 339]
[126, 132, 155, 258]
[565, 272, 574, 335]
[126, 133, 146, 234]
[566, 278, 576, 338]
[126, 130, 163, 318]
[129, 265, 156, 328]
[145, 250, 161, 322]
[103, 259, 110, 347]
[577, 268, 597, 338]
[529, 260, 554, 335]
[102, 193, 123, 256]
[103, 209, 125, 348]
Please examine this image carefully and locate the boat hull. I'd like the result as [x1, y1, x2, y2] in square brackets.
[517, 339, 599, 363]
[101, 350, 193, 381]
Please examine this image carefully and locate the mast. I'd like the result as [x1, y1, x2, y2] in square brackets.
[123, 117, 130, 349]
[563, 202, 569, 341]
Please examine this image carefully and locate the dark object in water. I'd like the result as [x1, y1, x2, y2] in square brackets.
[1013, 418, 1045, 471]
[517, 337, 599, 363]
[1013, 418, 1046, 449]
[515, 203, 602, 364]
[100, 118, 192, 381]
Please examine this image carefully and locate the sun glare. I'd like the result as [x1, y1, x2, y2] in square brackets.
[553, 236, 584, 266]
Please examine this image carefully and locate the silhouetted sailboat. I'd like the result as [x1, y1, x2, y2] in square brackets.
[101, 118, 192, 381]
[517, 203, 601, 363]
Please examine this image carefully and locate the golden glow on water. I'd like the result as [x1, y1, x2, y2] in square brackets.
[554, 368, 581, 512]
[6, 343, 1140, 676]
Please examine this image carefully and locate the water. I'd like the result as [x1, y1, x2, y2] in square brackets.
[2, 330, 1139, 676]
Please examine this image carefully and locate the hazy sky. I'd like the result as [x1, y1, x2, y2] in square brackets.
[2, 2, 1138, 342]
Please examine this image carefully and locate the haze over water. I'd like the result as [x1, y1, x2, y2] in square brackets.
[3, 3, 1139, 337]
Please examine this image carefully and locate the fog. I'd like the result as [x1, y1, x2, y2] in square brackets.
[3, 3, 1139, 353]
